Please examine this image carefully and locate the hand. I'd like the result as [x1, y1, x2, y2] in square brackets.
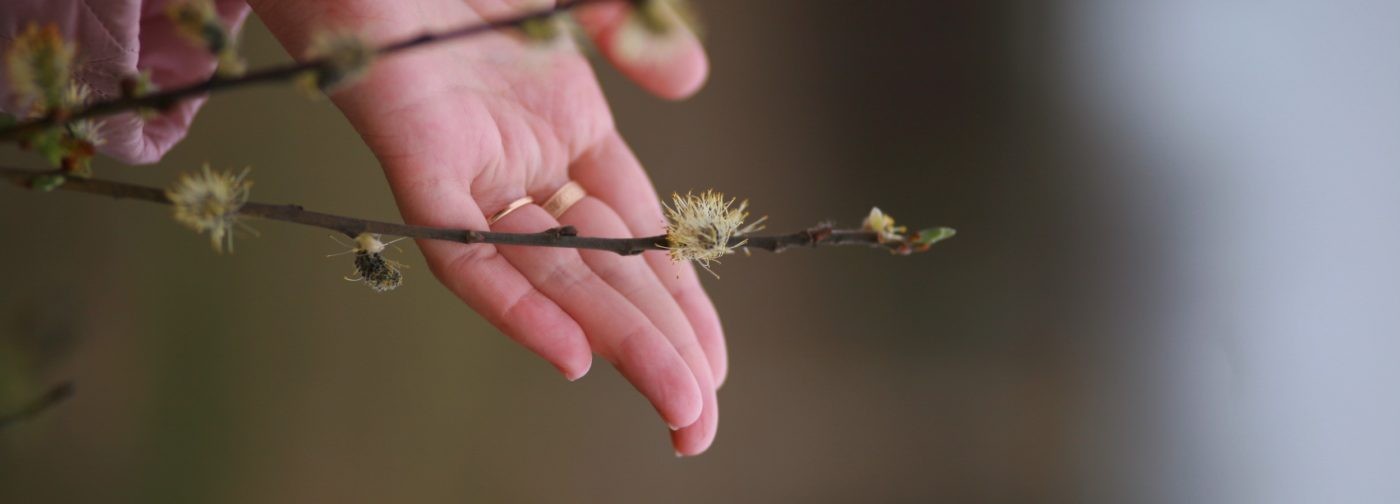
[248, 0, 726, 455]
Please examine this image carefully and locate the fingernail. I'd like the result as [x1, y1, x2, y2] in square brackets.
[559, 366, 586, 382]
[675, 451, 686, 458]
[668, 423, 682, 431]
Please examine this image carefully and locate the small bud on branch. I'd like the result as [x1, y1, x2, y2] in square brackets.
[628, 0, 700, 36]
[119, 71, 164, 119]
[862, 207, 905, 243]
[3, 24, 103, 175]
[5, 23, 75, 112]
[166, 0, 245, 76]
[616, 0, 699, 64]
[517, 8, 567, 45]
[297, 32, 376, 95]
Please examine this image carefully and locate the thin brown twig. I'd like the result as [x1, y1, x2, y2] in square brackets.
[0, 166, 916, 255]
[0, 0, 618, 142]
[0, 382, 74, 431]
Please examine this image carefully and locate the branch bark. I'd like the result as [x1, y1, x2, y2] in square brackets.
[0, 166, 908, 255]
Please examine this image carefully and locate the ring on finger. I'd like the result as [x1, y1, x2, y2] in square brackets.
[488, 196, 534, 225]
[541, 181, 587, 219]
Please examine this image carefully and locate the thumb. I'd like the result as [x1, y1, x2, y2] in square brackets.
[572, 0, 708, 100]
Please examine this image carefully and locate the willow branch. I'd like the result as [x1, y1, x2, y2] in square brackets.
[0, 166, 910, 255]
[0, 382, 74, 430]
[0, 0, 616, 142]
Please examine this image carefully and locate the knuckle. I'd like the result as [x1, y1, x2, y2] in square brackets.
[538, 257, 592, 297]
[500, 287, 541, 325]
[610, 322, 657, 363]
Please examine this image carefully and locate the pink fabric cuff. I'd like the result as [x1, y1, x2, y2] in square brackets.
[0, 0, 250, 164]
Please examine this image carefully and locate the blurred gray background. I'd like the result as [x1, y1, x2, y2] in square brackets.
[5, 1, 1399, 502]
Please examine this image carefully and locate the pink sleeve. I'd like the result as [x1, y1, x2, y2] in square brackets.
[0, 0, 250, 165]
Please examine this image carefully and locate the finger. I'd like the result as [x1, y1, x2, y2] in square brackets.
[571, 134, 730, 387]
[573, 0, 709, 100]
[643, 251, 728, 388]
[555, 195, 720, 455]
[491, 204, 704, 430]
[396, 191, 594, 382]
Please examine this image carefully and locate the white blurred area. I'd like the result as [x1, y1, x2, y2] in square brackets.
[1068, 2, 1400, 502]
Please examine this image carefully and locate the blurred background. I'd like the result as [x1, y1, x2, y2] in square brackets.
[4, 1, 1399, 502]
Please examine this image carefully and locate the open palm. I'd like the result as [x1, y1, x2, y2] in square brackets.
[250, 0, 724, 455]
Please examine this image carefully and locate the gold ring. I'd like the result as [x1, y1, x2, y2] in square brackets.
[488, 196, 534, 225]
[541, 181, 586, 219]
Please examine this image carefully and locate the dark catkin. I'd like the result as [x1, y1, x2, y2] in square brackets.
[353, 250, 403, 292]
